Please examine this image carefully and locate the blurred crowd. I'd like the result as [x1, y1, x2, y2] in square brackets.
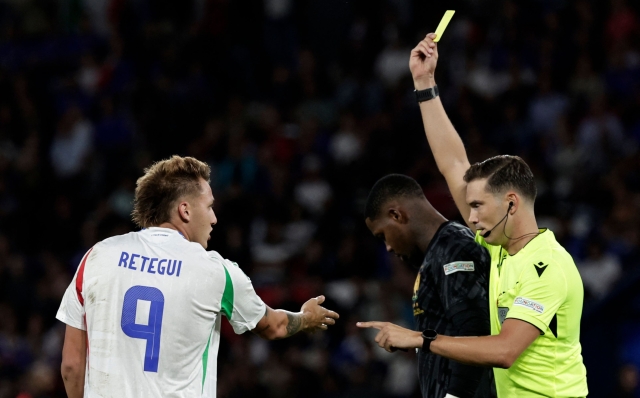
[0, 0, 639, 397]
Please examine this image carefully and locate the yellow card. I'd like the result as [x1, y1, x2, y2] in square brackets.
[434, 10, 455, 42]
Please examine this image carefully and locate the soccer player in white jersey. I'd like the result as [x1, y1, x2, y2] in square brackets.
[56, 155, 339, 398]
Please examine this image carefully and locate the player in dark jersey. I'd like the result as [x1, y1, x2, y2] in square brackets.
[358, 174, 495, 398]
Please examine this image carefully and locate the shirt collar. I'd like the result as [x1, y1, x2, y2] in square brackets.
[142, 227, 187, 240]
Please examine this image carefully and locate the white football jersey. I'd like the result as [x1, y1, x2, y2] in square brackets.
[56, 227, 266, 398]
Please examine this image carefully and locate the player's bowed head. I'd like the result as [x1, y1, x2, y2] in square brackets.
[364, 174, 447, 268]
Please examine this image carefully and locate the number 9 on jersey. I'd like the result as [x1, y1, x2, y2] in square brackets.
[121, 285, 165, 372]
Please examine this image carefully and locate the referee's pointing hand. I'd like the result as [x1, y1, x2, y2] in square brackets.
[357, 321, 423, 353]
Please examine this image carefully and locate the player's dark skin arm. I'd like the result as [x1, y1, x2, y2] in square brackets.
[252, 296, 339, 340]
[358, 318, 539, 368]
[61, 325, 86, 398]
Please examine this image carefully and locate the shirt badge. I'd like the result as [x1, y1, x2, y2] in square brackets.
[513, 296, 544, 314]
[443, 261, 475, 275]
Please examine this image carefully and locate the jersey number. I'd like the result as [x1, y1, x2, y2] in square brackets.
[121, 286, 165, 372]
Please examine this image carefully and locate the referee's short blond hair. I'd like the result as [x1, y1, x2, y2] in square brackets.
[132, 155, 211, 228]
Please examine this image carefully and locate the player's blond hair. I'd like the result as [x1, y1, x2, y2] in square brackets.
[132, 155, 211, 228]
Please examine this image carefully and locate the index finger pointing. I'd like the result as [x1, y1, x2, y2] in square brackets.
[356, 321, 385, 329]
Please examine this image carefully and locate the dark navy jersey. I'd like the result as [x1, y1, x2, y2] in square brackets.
[413, 221, 495, 398]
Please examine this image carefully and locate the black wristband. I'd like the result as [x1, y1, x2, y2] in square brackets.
[421, 329, 438, 352]
[415, 85, 439, 103]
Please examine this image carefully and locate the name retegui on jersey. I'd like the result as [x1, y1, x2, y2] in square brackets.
[118, 251, 182, 277]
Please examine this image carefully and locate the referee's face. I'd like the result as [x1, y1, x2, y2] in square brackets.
[467, 179, 508, 245]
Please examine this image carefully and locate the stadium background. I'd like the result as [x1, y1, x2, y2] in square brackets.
[0, 0, 639, 396]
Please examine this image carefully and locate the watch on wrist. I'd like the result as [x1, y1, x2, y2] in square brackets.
[421, 329, 437, 352]
[414, 85, 439, 103]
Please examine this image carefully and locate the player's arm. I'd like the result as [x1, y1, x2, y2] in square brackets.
[217, 258, 339, 338]
[410, 33, 473, 229]
[252, 295, 339, 340]
[61, 325, 86, 398]
[358, 318, 539, 368]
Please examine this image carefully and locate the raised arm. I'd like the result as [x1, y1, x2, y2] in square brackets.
[410, 33, 473, 229]
[252, 295, 339, 340]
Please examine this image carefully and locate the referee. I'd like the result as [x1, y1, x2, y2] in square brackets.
[360, 174, 494, 398]
[360, 34, 588, 398]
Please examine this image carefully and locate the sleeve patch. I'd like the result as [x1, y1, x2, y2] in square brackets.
[443, 261, 475, 275]
[513, 297, 544, 313]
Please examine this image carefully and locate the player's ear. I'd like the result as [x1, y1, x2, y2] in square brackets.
[388, 208, 408, 224]
[388, 208, 399, 221]
[177, 201, 190, 222]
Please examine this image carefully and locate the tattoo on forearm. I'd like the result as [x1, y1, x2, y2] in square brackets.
[286, 313, 302, 337]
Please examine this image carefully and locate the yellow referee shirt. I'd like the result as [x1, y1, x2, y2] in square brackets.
[475, 229, 588, 398]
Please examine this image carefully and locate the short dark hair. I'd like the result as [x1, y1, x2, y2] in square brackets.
[463, 155, 537, 201]
[364, 174, 425, 220]
[132, 155, 211, 228]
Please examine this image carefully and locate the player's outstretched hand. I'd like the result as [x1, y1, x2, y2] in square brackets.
[301, 295, 340, 332]
[357, 321, 423, 352]
[409, 33, 439, 90]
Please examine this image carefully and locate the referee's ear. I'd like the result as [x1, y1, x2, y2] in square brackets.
[505, 192, 517, 212]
